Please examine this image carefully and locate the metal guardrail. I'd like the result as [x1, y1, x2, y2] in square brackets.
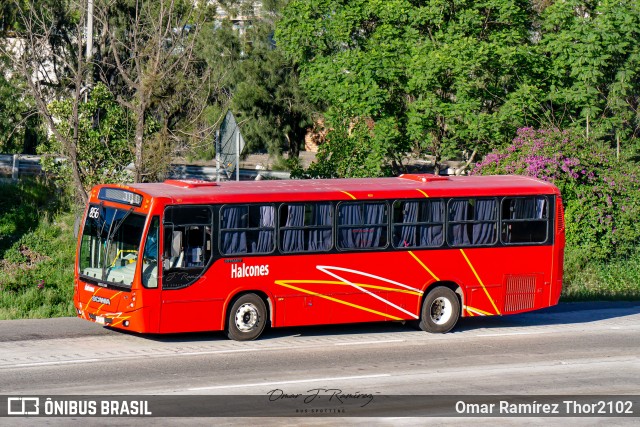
[0, 154, 290, 181]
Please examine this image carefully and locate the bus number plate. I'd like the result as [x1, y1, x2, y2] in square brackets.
[95, 316, 105, 325]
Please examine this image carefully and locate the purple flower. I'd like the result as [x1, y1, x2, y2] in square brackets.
[37, 280, 44, 290]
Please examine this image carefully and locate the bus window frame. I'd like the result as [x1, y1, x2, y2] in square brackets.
[446, 197, 499, 248]
[391, 198, 446, 250]
[218, 203, 278, 257]
[161, 204, 215, 290]
[277, 202, 335, 254]
[500, 196, 551, 246]
[335, 200, 390, 252]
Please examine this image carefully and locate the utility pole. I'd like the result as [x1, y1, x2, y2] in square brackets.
[85, 0, 94, 98]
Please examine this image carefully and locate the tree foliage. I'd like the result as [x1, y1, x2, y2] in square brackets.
[194, 0, 312, 161]
[536, 0, 640, 150]
[42, 82, 134, 190]
[277, 0, 539, 176]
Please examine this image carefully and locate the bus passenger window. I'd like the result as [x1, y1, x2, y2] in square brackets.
[163, 206, 213, 289]
[220, 204, 275, 255]
[337, 202, 388, 250]
[279, 203, 333, 253]
[448, 198, 497, 246]
[392, 200, 444, 249]
[501, 197, 548, 244]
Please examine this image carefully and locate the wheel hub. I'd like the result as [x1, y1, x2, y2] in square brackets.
[430, 297, 452, 325]
[235, 303, 259, 332]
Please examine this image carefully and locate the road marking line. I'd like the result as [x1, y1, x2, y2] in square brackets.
[189, 374, 391, 391]
[335, 339, 404, 346]
[8, 359, 101, 368]
[476, 331, 542, 337]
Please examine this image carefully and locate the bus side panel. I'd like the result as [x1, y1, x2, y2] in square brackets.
[265, 252, 428, 327]
[458, 246, 555, 316]
[158, 279, 224, 333]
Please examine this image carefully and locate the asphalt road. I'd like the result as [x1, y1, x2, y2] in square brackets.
[0, 301, 638, 425]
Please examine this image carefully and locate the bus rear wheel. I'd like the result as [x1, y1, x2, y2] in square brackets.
[419, 287, 460, 333]
[226, 293, 267, 341]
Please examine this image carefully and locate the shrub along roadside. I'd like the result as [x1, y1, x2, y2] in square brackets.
[0, 180, 76, 319]
[563, 247, 640, 301]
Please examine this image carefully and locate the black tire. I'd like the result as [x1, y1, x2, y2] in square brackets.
[418, 287, 460, 333]
[226, 293, 267, 341]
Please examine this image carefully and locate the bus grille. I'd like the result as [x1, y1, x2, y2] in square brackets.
[556, 198, 565, 232]
[504, 275, 536, 313]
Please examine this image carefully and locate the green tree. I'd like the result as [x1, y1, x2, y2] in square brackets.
[97, 0, 209, 182]
[43, 83, 134, 191]
[195, 0, 312, 161]
[277, 0, 539, 177]
[537, 0, 640, 151]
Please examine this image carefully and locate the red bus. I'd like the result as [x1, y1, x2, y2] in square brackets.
[73, 174, 565, 340]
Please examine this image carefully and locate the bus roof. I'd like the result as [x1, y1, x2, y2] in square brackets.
[99, 174, 559, 206]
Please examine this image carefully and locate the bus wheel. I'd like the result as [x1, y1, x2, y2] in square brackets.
[226, 293, 267, 341]
[419, 287, 460, 333]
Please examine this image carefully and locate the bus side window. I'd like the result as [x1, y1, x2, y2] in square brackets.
[337, 202, 388, 250]
[220, 204, 275, 255]
[162, 206, 213, 289]
[448, 198, 497, 247]
[279, 202, 333, 253]
[392, 200, 444, 249]
[501, 197, 548, 244]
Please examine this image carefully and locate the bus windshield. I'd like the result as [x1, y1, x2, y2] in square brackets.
[79, 204, 146, 287]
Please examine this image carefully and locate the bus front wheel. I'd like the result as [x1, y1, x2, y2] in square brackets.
[419, 287, 460, 333]
[226, 293, 267, 341]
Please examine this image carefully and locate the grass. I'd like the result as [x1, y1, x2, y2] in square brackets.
[0, 179, 76, 319]
[562, 249, 640, 301]
[0, 180, 638, 320]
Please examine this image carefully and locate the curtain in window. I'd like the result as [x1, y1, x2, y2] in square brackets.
[513, 198, 536, 219]
[221, 206, 246, 254]
[421, 201, 444, 247]
[360, 203, 385, 248]
[308, 203, 332, 251]
[449, 200, 470, 245]
[254, 205, 275, 253]
[397, 201, 417, 247]
[338, 204, 362, 249]
[472, 199, 496, 245]
[282, 205, 305, 252]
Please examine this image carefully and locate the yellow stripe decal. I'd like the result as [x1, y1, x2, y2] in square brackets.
[459, 249, 501, 315]
[281, 279, 422, 296]
[340, 191, 357, 200]
[110, 316, 131, 327]
[464, 305, 493, 316]
[275, 281, 403, 321]
[86, 287, 101, 314]
[408, 251, 440, 281]
[94, 291, 122, 315]
[416, 189, 430, 198]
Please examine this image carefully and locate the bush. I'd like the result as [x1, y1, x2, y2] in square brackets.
[471, 127, 640, 263]
[0, 180, 76, 318]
